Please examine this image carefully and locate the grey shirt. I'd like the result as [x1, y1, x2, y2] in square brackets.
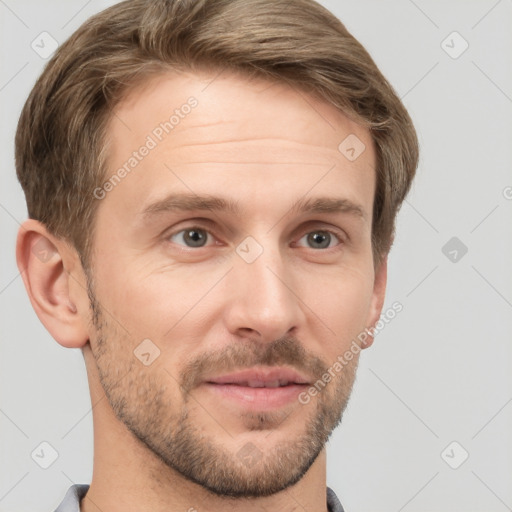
[55, 484, 345, 512]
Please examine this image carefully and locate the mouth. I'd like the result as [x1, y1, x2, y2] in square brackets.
[202, 367, 311, 410]
[214, 379, 299, 388]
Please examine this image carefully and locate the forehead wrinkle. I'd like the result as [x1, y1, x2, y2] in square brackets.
[162, 161, 327, 166]
[165, 139, 348, 166]
[174, 137, 339, 149]
[170, 123, 350, 150]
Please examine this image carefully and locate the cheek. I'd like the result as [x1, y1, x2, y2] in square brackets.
[302, 264, 375, 349]
[92, 261, 214, 366]
[337, 276, 373, 328]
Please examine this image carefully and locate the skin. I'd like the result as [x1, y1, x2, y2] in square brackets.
[17, 69, 387, 512]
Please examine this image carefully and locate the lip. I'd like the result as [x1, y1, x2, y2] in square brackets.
[202, 367, 311, 411]
[205, 367, 311, 386]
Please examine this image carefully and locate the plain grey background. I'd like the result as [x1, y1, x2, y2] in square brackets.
[1, 1, 511, 511]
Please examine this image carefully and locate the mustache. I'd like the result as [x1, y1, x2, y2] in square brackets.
[180, 336, 329, 393]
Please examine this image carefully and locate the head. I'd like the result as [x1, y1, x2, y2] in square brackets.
[15, 0, 418, 499]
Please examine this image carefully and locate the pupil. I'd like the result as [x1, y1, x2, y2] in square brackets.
[309, 231, 329, 249]
[185, 229, 206, 247]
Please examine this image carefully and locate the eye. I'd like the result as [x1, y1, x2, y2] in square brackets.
[168, 227, 213, 248]
[296, 229, 343, 250]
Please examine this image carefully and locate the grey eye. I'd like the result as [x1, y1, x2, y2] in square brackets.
[298, 231, 339, 250]
[170, 228, 210, 248]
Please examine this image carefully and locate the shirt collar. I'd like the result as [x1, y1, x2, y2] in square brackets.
[55, 484, 345, 512]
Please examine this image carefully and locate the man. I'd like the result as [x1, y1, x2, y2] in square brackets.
[14, 0, 418, 510]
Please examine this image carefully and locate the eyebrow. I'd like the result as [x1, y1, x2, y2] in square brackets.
[141, 193, 367, 221]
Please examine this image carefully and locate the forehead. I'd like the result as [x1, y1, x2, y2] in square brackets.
[109, 68, 371, 155]
[99, 69, 376, 225]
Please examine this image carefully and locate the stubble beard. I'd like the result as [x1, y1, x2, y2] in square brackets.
[87, 281, 359, 498]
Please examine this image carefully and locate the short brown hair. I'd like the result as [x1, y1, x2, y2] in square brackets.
[15, 0, 418, 269]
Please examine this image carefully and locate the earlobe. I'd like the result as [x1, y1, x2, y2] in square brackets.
[16, 220, 89, 349]
[361, 255, 388, 349]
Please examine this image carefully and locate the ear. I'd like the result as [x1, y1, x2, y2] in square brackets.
[361, 254, 388, 349]
[16, 219, 89, 348]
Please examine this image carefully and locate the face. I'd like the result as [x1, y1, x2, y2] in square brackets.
[85, 69, 382, 497]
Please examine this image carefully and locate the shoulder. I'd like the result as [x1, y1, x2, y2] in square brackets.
[54, 484, 90, 512]
[327, 486, 346, 512]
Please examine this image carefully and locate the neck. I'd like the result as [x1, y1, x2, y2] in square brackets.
[80, 344, 329, 512]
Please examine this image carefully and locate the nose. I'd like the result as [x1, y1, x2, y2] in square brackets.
[222, 239, 305, 343]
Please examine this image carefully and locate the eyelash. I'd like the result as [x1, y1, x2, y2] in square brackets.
[166, 223, 345, 252]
